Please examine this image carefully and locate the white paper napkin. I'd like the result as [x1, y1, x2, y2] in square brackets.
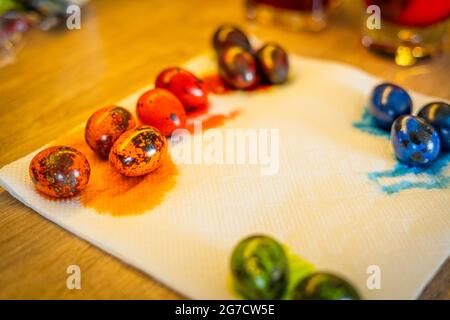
[0, 53, 449, 299]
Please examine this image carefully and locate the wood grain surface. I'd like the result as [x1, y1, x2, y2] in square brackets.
[0, 0, 448, 299]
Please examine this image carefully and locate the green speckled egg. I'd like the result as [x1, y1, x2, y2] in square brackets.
[293, 272, 360, 300]
[231, 235, 288, 300]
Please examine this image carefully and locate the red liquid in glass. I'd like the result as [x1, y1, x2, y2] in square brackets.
[365, 0, 450, 27]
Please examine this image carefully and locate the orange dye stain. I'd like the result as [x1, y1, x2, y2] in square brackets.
[186, 110, 241, 133]
[202, 73, 272, 94]
[51, 128, 178, 216]
[202, 74, 232, 94]
[245, 82, 272, 93]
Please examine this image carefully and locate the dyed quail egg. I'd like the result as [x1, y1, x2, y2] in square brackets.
[137, 88, 186, 136]
[255, 43, 289, 85]
[369, 83, 412, 130]
[417, 101, 450, 150]
[109, 126, 167, 177]
[155, 67, 209, 112]
[231, 235, 288, 300]
[85, 106, 136, 158]
[391, 115, 441, 167]
[212, 24, 252, 54]
[29, 146, 90, 198]
[218, 46, 258, 90]
[293, 272, 360, 300]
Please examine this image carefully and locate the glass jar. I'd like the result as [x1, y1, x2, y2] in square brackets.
[246, 0, 341, 32]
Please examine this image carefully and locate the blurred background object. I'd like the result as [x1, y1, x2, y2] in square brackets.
[0, 0, 88, 67]
[246, 0, 341, 31]
[245, 0, 450, 66]
[361, 0, 450, 66]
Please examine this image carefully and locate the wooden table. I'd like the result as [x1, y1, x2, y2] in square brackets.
[0, 0, 448, 299]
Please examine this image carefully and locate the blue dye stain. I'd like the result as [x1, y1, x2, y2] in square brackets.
[352, 106, 449, 194]
[368, 152, 450, 194]
[352, 107, 389, 138]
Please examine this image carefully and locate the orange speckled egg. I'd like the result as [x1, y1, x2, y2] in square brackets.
[109, 126, 167, 177]
[137, 88, 186, 136]
[85, 106, 136, 158]
[29, 146, 90, 198]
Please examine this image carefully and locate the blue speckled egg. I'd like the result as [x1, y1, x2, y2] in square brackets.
[417, 102, 450, 150]
[369, 83, 412, 130]
[391, 115, 441, 167]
